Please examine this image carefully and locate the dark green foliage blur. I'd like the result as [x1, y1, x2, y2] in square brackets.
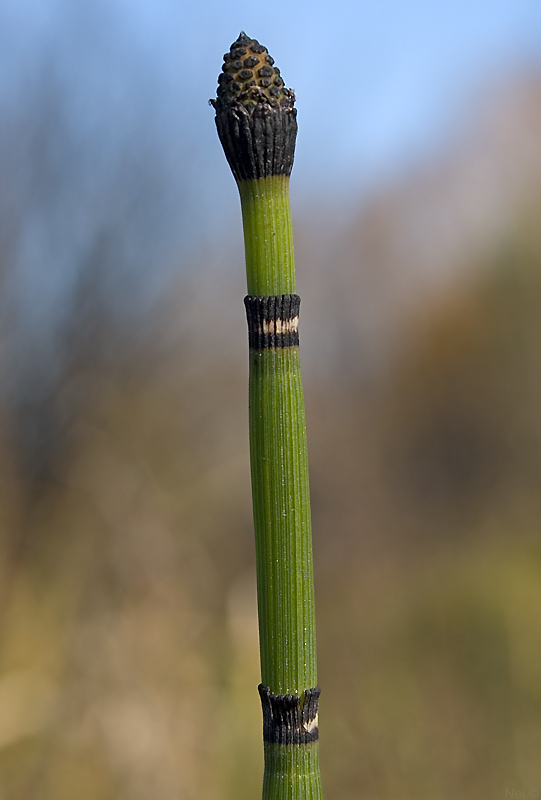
[2, 105, 541, 799]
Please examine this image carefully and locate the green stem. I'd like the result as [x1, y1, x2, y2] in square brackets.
[241, 177, 321, 799]
[239, 176, 296, 296]
[263, 742, 322, 800]
[212, 32, 322, 800]
[240, 176, 317, 694]
[248, 343, 316, 693]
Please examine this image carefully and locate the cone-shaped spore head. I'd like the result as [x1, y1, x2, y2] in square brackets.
[211, 33, 297, 183]
[214, 31, 294, 111]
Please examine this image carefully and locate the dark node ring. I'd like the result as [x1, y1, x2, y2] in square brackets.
[258, 684, 320, 745]
[214, 101, 297, 182]
[244, 294, 300, 349]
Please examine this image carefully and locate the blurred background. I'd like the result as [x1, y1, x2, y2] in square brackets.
[1, 0, 541, 797]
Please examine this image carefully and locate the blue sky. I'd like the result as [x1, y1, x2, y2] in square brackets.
[199, 0, 541, 189]
[3, 0, 541, 194]
[1, 0, 540, 344]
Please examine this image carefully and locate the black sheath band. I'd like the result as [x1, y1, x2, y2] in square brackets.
[244, 294, 300, 349]
[215, 103, 297, 182]
[258, 684, 320, 745]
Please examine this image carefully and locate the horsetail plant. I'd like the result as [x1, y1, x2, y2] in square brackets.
[211, 33, 322, 800]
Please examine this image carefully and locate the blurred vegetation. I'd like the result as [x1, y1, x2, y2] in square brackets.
[2, 73, 541, 798]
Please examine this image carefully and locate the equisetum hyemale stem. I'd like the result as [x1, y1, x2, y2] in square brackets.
[211, 32, 322, 800]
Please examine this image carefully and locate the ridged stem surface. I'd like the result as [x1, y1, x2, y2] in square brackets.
[239, 174, 321, 800]
[262, 742, 322, 800]
[248, 344, 317, 694]
[239, 176, 296, 296]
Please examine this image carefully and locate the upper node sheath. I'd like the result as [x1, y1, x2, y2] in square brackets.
[210, 32, 297, 182]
